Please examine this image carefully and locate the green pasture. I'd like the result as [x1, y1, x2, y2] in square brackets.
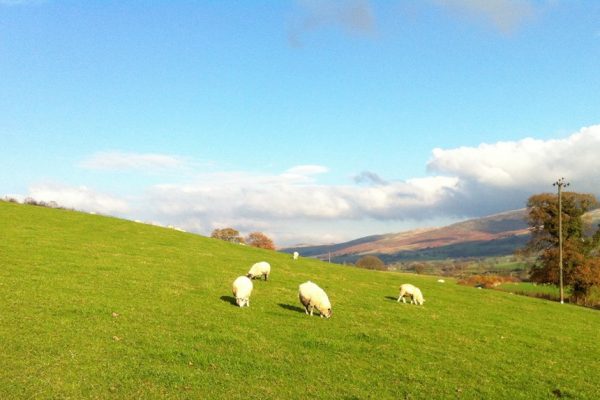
[496, 282, 562, 299]
[1, 201, 599, 399]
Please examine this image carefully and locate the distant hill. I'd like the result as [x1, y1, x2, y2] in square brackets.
[283, 209, 533, 263]
[284, 208, 600, 263]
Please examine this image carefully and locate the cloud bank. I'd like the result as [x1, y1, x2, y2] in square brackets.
[28, 183, 130, 215]
[427, 125, 600, 215]
[23, 125, 600, 245]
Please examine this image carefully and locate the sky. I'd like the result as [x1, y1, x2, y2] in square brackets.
[2, 0, 600, 247]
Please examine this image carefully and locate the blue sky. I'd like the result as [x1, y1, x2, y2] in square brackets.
[2, 0, 600, 246]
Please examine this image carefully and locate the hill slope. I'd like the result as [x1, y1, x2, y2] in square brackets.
[285, 209, 530, 262]
[1, 201, 599, 399]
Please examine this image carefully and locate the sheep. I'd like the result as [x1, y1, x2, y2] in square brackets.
[247, 261, 271, 281]
[397, 283, 425, 305]
[232, 276, 253, 307]
[293, 251, 299, 260]
[298, 281, 332, 318]
[437, 279, 445, 283]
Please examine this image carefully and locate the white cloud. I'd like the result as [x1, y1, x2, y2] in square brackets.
[285, 164, 329, 176]
[280, 165, 329, 183]
[18, 125, 600, 246]
[137, 125, 600, 244]
[427, 124, 600, 215]
[80, 151, 187, 172]
[28, 183, 130, 215]
[428, 125, 600, 189]
[134, 167, 460, 245]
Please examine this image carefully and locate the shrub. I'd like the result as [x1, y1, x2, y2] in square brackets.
[356, 255, 386, 271]
[210, 228, 245, 244]
[246, 232, 275, 250]
[457, 275, 519, 289]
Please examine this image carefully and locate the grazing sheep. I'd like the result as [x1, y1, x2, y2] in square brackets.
[293, 251, 299, 260]
[397, 283, 425, 305]
[232, 276, 253, 307]
[247, 261, 271, 281]
[437, 279, 445, 283]
[298, 281, 332, 318]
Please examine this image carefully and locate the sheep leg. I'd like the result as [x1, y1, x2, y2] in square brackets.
[309, 305, 314, 316]
[398, 290, 407, 303]
[300, 294, 310, 314]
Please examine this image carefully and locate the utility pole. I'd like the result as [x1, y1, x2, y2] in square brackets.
[553, 177, 569, 304]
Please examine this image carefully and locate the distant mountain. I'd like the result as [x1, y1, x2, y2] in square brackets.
[283, 209, 531, 263]
[284, 208, 600, 263]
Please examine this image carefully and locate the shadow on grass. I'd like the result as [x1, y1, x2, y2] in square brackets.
[220, 296, 237, 306]
[278, 303, 306, 314]
[384, 296, 398, 302]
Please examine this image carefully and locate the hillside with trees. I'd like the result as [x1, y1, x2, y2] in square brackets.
[525, 191, 600, 305]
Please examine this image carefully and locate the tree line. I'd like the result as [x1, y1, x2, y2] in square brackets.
[524, 191, 600, 304]
[210, 227, 275, 250]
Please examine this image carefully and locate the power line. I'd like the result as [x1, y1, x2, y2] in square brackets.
[553, 177, 569, 304]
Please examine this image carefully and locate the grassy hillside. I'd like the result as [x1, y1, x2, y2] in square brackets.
[1, 201, 599, 399]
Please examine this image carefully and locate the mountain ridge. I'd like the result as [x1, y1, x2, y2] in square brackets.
[283, 209, 531, 262]
[284, 207, 600, 263]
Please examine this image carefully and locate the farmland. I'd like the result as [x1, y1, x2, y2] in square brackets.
[1, 201, 599, 399]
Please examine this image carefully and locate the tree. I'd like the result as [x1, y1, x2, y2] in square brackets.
[525, 192, 600, 300]
[246, 232, 275, 250]
[356, 255, 386, 270]
[413, 262, 427, 275]
[211, 228, 244, 244]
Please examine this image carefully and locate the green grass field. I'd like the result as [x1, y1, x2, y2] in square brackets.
[496, 282, 562, 299]
[1, 201, 600, 399]
[497, 282, 600, 308]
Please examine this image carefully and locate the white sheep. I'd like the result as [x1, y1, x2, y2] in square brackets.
[397, 283, 425, 305]
[298, 281, 332, 318]
[293, 251, 299, 260]
[247, 261, 271, 281]
[232, 276, 253, 307]
[437, 279, 445, 283]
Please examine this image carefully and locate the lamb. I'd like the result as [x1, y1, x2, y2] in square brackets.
[247, 261, 271, 281]
[298, 281, 332, 318]
[293, 251, 299, 260]
[397, 283, 425, 305]
[232, 276, 253, 307]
